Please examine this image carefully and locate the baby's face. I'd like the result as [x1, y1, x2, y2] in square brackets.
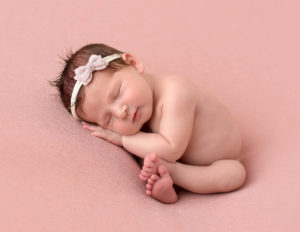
[77, 66, 153, 135]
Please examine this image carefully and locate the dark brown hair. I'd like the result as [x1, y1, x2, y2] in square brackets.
[49, 43, 129, 117]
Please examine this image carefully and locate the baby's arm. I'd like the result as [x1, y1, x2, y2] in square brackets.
[123, 103, 196, 162]
[125, 88, 197, 162]
[82, 89, 197, 162]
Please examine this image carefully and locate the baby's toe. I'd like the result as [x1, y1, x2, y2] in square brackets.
[150, 174, 159, 181]
[144, 162, 155, 168]
[148, 174, 159, 184]
[141, 169, 148, 175]
[157, 165, 168, 176]
[140, 169, 151, 179]
[141, 170, 150, 177]
[139, 174, 147, 181]
[146, 190, 151, 195]
[150, 152, 157, 162]
[148, 178, 154, 184]
[142, 167, 153, 172]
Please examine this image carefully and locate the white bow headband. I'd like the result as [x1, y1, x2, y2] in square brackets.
[70, 54, 121, 120]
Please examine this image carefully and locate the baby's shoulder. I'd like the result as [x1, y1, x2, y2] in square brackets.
[162, 74, 196, 96]
[160, 74, 197, 106]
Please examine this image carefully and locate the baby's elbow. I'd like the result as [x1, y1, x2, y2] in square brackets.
[161, 138, 186, 162]
[167, 147, 184, 163]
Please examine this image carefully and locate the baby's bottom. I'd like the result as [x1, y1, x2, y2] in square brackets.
[139, 153, 246, 201]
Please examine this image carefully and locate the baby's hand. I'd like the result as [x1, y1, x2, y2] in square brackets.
[81, 122, 123, 146]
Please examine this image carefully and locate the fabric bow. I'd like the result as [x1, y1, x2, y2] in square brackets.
[74, 54, 108, 85]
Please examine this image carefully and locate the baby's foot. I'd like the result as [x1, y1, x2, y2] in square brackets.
[139, 152, 162, 181]
[146, 165, 178, 204]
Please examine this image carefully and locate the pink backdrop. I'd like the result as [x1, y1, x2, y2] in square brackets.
[0, 0, 299, 231]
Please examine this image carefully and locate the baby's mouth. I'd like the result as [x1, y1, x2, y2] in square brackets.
[132, 107, 139, 122]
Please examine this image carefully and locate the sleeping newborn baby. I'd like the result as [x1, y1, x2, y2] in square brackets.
[50, 43, 246, 204]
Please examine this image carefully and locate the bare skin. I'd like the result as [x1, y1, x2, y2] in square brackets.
[79, 53, 247, 204]
[146, 163, 178, 204]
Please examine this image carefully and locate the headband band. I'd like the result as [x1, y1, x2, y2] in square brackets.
[70, 53, 121, 120]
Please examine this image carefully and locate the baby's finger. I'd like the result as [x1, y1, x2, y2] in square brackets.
[82, 124, 94, 132]
[91, 131, 106, 139]
[81, 122, 100, 132]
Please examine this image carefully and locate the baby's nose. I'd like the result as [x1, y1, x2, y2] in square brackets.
[114, 104, 128, 120]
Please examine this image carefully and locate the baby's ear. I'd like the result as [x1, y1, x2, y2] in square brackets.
[121, 53, 131, 64]
[121, 53, 144, 73]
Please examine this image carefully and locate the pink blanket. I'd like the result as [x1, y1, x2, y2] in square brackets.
[0, 0, 299, 231]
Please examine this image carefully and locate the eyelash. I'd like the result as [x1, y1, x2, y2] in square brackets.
[106, 83, 122, 126]
[106, 114, 112, 126]
[115, 84, 122, 99]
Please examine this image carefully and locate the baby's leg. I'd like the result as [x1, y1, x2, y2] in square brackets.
[140, 153, 246, 193]
[165, 159, 247, 194]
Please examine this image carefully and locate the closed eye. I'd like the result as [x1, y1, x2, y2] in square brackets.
[105, 114, 112, 127]
[114, 83, 122, 99]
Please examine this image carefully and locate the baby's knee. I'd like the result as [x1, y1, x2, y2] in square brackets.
[231, 160, 246, 189]
[216, 160, 247, 192]
[226, 160, 246, 192]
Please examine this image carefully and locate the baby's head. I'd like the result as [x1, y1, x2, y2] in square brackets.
[50, 43, 153, 135]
